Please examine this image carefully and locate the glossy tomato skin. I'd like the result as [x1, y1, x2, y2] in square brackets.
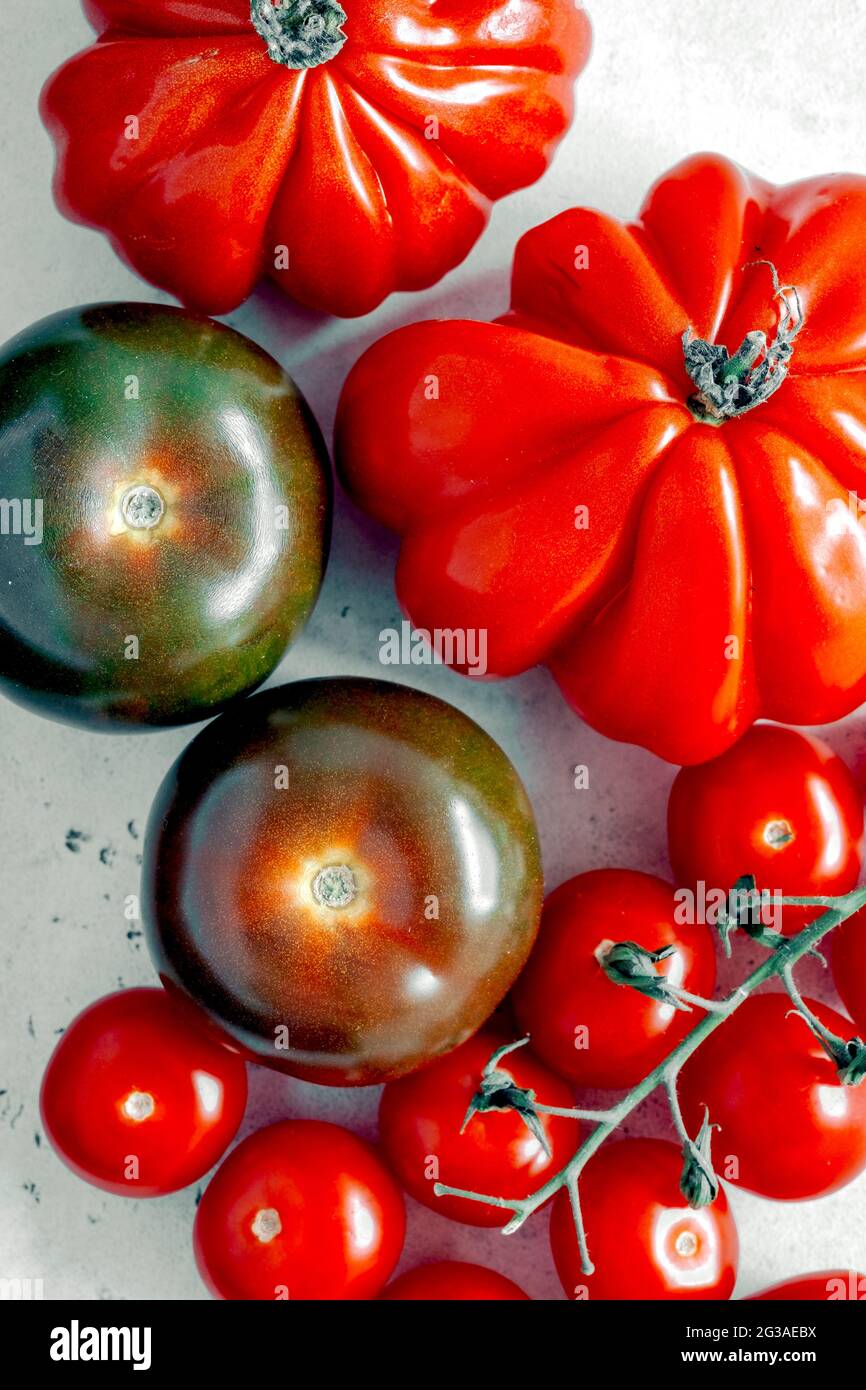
[0, 303, 329, 731]
[379, 1032, 578, 1227]
[381, 1262, 529, 1301]
[337, 154, 866, 764]
[40, 988, 247, 1197]
[194, 1120, 405, 1300]
[550, 1138, 738, 1300]
[43, 3, 591, 318]
[748, 1271, 866, 1301]
[832, 907, 866, 1031]
[143, 678, 543, 1085]
[679, 994, 866, 1200]
[669, 724, 864, 935]
[511, 870, 716, 1088]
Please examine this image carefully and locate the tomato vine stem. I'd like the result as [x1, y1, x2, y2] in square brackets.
[434, 886, 866, 1272]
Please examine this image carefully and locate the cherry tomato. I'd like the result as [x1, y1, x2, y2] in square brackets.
[549, 1138, 738, 1301]
[379, 1032, 579, 1227]
[0, 303, 330, 730]
[832, 909, 866, 1032]
[748, 1271, 866, 1300]
[40, 988, 247, 1197]
[194, 1120, 405, 1301]
[381, 1262, 529, 1301]
[668, 724, 863, 934]
[511, 870, 716, 1088]
[144, 677, 543, 1085]
[679, 993, 866, 1200]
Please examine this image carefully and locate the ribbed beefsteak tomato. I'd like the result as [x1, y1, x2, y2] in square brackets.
[336, 153, 866, 765]
[42, 1, 591, 318]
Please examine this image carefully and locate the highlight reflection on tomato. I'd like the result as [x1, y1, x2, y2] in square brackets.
[0, 303, 330, 730]
[143, 677, 543, 1085]
[549, 1138, 738, 1301]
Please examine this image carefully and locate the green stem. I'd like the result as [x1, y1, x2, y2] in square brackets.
[434, 887, 866, 1260]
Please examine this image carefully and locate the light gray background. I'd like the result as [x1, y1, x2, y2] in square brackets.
[3, 0, 866, 1301]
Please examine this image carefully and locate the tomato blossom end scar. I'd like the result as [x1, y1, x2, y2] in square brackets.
[122, 1091, 155, 1122]
[251, 1207, 282, 1244]
[311, 864, 358, 909]
[120, 484, 165, 531]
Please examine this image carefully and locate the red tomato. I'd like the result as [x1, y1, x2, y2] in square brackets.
[748, 1271, 866, 1301]
[669, 723, 864, 935]
[511, 870, 716, 1088]
[194, 1120, 405, 1300]
[832, 907, 866, 1031]
[378, 1032, 579, 1227]
[679, 993, 866, 1200]
[550, 1138, 738, 1300]
[40, 988, 247, 1197]
[42, 2, 591, 317]
[381, 1262, 529, 1301]
[337, 154, 866, 764]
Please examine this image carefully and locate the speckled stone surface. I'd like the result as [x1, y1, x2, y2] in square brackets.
[2, 0, 866, 1301]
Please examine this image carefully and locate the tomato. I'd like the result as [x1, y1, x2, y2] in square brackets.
[549, 1138, 738, 1300]
[379, 1031, 578, 1227]
[194, 1120, 405, 1300]
[40, 988, 247, 1197]
[336, 153, 866, 765]
[748, 1271, 866, 1301]
[143, 677, 543, 1085]
[669, 724, 864, 935]
[679, 993, 866, 1200]
[832, 907, 866, 1031]
[42, 2, 591, 318]
[511, 870, 716, 1088]
[381, 1262, 529, 1301]
[0, 303, 329, 730]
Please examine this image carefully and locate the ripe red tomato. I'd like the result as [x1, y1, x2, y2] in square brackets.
[832, 908, 866, 1031]
[40, 988, 247, 1197]
[381, 1262, 529, 1301]
[144, 677, 542, 1085]
[550, 1138, 738, 1300]
[679, 993, 866, 1200]
[748, 1271, 866, 1300]
[669, 724, 863, 935]
[511, 870, 716, 1088]
[337, 154, 866, 764]
[194, 1120, 405, 1300]
[378, 1032, 579, 1227]
[43, 2, 591, 317]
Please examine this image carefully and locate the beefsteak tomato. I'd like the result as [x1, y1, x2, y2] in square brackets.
[143, 677, 543, 1084]
[337, 153, 866, 764]
[0, 303, 329, 730]
[42, 1, 591, 318]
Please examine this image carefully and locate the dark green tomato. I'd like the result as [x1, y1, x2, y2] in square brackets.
[0, 303, 330, 729]
[142, 678, 543, 1085]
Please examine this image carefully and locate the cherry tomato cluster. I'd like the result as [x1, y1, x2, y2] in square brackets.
[39, 719, 866, 1300]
